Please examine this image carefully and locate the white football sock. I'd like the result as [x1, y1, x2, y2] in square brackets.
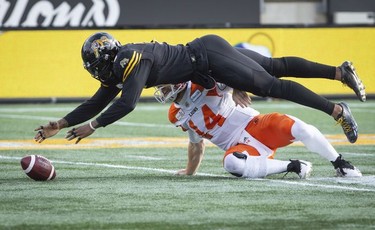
[288, 115, 339, 161]
[224, 154, 290, 178]
[266, 159, 290, 175]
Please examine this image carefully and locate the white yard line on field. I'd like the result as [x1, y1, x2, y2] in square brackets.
[0, 114, 173, 128]
[1, 155, 374, 192]
[0, 114, 58, 121]
[1, 102, 373, 128]
[265, 179, 375, 192]
[0, 155, 223, 178]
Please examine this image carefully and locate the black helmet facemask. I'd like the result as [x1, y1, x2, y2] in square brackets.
[81, 32, 121, 85]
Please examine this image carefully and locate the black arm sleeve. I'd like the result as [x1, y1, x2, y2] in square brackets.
[95, 60, 152, 127]
[63, 84, 121, 126]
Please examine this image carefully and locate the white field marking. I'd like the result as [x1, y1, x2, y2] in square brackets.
[340, 152, 375, 157]
[0, 114, 173, 128]
[264, 179, 375, 192]
[0, 114, 58, 121]
[0, 107, 75, 113]
[2, 155, 374, 192]
[127, 155, 164, 160]
[0, 105, 170, 113]
[0, 155, 224, 178]
[311, 176, 375, 187]
[1, 102, 373, 128]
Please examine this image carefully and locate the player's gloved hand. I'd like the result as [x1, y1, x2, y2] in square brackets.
[232, 89, 251, 108]
[34, 121, 60, 143]
[66, 123, 95, 144]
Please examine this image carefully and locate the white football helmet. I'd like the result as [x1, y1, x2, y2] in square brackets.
[154, 83, 187, 104]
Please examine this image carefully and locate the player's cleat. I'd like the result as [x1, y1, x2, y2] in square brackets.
[286, 160, 312, 179]
[339, 61, 366, 102]
[331, 154, 362, 177]
[335, 102, 358, 144]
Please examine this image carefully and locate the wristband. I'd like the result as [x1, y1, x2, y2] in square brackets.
[89, 121, 96, 131]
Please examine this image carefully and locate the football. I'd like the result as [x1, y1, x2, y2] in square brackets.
[20, 155, 56, 181]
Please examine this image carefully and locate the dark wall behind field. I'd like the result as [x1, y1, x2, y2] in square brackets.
[0, 0, 259, 29]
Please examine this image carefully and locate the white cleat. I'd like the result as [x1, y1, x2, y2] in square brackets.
[287, 160, 313, 179]
[335, 166, 362, 177]
[331, 154, 362, 177]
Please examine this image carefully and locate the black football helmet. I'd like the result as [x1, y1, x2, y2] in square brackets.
[81, 32, 121, 84]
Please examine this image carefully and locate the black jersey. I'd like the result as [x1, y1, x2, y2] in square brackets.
[64, 34, 337, 129]
[64, 41, 198, 127]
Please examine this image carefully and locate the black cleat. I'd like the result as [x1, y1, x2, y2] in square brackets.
[335, 102, 358, 143]
[286, 160, 312, 179]
[331, 154, 362, 177]
[339, 61, 366, 102]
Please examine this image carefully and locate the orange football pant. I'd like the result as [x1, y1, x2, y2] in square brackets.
[224, 113, 295, 159]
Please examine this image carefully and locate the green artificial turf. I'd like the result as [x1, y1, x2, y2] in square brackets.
[0, 100, 374, 229]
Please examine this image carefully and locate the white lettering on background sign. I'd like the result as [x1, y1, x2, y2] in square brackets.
[0, 0, 120, 28]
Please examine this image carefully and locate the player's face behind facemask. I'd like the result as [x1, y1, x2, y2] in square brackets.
[154, 83, 187, 104]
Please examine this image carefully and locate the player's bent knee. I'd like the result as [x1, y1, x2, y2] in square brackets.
[223, 153, 247, 177]
[224, 152, 268, 178]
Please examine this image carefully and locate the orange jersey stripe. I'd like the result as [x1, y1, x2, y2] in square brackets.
[190, 83, 204, 96]
[168, 104, 180, 124]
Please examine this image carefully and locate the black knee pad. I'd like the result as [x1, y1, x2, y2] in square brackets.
[233, 152, 248, 160]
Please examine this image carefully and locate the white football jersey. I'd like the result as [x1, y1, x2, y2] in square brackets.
[168, 82, 260, 150]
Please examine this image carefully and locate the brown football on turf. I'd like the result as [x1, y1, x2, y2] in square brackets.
[20, 155, 56, 181]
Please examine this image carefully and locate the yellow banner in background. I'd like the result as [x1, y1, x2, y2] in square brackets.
[0, 28, 374, 98]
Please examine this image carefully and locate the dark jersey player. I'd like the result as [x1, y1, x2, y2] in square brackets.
[34, 32, 366, 144]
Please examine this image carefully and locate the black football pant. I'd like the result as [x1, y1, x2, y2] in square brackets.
[200, 34, 336, 116]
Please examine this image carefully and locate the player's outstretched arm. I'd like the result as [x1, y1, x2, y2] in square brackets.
[176, 140, 205, 175]
[34, 119, 68, 143]
[65, 120, 98, 144]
